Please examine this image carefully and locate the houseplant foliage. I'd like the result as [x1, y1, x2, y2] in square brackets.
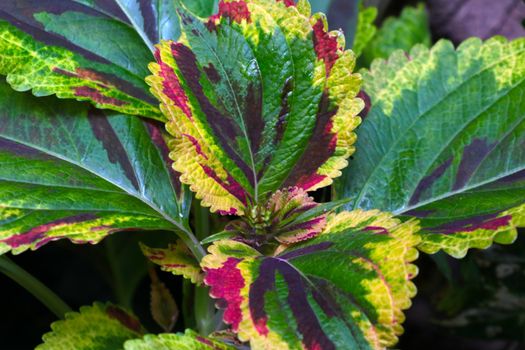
[0, 0, 523, 349]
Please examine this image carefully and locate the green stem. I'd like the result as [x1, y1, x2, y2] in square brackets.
[177, 224, 206, 261]
[104, 239, 132, 309]
[182, 280, 196, 329]
[194, 285, 216, 335]
[0, 256, 72, 319]
[194, 203, 211, 241]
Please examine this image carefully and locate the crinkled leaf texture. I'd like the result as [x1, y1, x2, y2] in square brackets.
[0, 0, 217, 119]
[37, 303, 143, 350]
[148, 0, 363, 215]
[124, 330, 236, 350]
[202, 210, 420, 349]
[141, 241, 204, 284]
[0, 81, 190, 255]
[336, 37, 525, 258]
[361, 4, 431, 66]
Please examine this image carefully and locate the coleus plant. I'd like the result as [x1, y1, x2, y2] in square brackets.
[0, 0, 523, 349]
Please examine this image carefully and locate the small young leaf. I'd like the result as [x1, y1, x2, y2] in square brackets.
[201, 230, 237, 245]
[202, 210, 420, 349]
[124, 330, 236, 350]
[37, 303, 143, 350]
[147, 0, 363, 215]
[149, 269, 179, 332]
[336, 37, 525, 257]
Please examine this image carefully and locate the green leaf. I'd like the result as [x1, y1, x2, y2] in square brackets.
[200, 230, 237, 245]
[202, 210, 420, 349]
[335, 37, 525, 258]
[124, 330, 236, 350]
[360, 4, 431, 66]
[352, 4, 378, 58]
[148, 0, 364, 215]
[37, 303, 143, 350]
[140, 241, 204, 284]
[0, 81, 190, 255]
[75, 0, 217, 48]
[0, 1, 164, 118]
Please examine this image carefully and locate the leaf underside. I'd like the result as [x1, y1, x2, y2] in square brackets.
[202, 210, 420, 349]
[148, 0, 363, 215]
[0, 81, 187, 254]
[336, 37, 525, 257]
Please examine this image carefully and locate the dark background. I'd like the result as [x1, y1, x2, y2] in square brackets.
[1, 0, 525, 349]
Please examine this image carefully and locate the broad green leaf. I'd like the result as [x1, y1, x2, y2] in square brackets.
[148, 0, 363, 215]
[74, 0, 217, 47]
[0, 0, 163, 118]
[202, 210, 420, 349]
[360, 4, 431, 66]
[352, 5, 378, 57]
[124, 330, 236, 350]
[335, 37, 525, 258]
[37, 303, 143, 350]
[141, 241, 204, 284]
[0, 82, 190, 255]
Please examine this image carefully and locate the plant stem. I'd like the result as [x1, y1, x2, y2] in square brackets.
[0, 256, 72, 319]
[178, 225, 206, 261]
[194, 285, 216, 335]
[194, 203, 211, 241]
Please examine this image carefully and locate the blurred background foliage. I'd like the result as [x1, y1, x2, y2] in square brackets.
[1, 0, 524, 349]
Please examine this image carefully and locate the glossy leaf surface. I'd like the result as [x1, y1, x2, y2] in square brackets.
[202, 210, 420, 349]
[37, 303, 143, 350]
[336, 38, 525, 257]
[148, 0, 363, 215]
[0, 0, 217, 118]
[0, 0, 162, 118]
[0, 82, 188, 254]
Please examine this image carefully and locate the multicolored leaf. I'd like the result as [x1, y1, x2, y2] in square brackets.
[124, 330, 236, 350]
[141, 241, 204, 284]
[202, 210, 420, 349]
[335, 37, 525, 258]
[37, 303, 143, 350]
[77, 0, 216, 47]
[0, 81, 189, 255]
[147, 0, 363, 215]
[360, 4, 431, 66]
[0, 0, 165, 118]
[224, 187, 349, 246]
